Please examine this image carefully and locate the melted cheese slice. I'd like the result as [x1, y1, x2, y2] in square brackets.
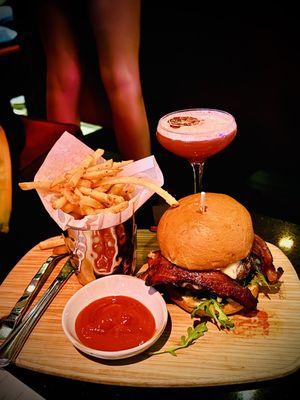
[221, 261, 240, 279]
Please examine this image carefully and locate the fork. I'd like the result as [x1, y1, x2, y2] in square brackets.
[0, 255, 78, 367]
[0, 252, 68, 340]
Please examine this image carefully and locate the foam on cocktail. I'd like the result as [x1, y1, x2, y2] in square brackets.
[158, 109, 236, 141]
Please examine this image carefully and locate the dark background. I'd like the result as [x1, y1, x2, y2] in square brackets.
[139, 6, 300, 218]
[10, 3, 300, 214]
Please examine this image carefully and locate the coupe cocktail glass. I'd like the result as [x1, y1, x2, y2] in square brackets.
[156, 108, 237, 193]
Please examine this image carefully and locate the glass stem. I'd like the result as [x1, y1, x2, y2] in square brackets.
[191, 161, 205, 193]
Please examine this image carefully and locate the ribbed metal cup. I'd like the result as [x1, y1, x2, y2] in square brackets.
[64, 216, 137, 285]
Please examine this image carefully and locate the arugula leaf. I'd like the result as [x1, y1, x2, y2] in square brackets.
[251, 259, 270, 289]
[191, 298, 235, 330]
[149, 322, 208, 356]
[252, 268, 270, 289]
[252, 259, 283, 293]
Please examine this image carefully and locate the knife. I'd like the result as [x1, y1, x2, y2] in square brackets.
[0, 255, 78, 367]
[0, 253, 68, 340]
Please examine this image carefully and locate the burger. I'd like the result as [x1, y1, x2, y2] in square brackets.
[139, 193, 283, 320]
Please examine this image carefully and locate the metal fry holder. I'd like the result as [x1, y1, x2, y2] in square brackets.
[63, 216, 137, 286]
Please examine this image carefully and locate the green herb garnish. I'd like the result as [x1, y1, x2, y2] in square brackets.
[149, 322, 208, 356]
[252, 259, 270, 289]
[191, 298, 235, 330]
[252, 269, 270, 289]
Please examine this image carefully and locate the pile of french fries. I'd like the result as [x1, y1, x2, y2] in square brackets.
[19, 149, 178, 219]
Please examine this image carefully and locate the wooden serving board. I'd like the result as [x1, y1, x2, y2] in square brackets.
[0, 230, 299, 387]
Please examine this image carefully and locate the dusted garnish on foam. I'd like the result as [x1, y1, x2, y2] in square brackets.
[168, 116, 203, 129]
[149, 322, 208, 356]
[191, 298, 235, 330]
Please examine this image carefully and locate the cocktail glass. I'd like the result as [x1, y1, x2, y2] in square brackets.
[156, 108, 237, 193]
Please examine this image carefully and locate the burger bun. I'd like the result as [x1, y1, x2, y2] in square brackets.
[157, 193, 254, 271]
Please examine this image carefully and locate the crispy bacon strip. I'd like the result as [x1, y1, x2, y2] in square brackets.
[252, 234, 283, 283]
[141, 252, 258, 310]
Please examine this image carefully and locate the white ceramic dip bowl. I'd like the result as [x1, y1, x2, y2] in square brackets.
[62, 274, 168, 360]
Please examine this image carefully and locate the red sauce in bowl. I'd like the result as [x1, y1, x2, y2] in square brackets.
[75, 295, 156, 351]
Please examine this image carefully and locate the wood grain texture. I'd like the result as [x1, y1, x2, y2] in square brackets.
[0, 230, 299, 387]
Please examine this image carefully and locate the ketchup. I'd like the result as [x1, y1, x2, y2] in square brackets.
[75, 296, 156, 351]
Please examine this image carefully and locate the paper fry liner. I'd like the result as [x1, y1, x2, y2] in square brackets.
[34, 132, 164, 231]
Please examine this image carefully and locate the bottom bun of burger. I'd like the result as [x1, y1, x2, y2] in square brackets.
[167, 282, 260, 316]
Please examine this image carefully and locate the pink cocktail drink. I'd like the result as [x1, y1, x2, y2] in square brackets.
[157, 109, 237, 163]
[156, 109, 237, 193]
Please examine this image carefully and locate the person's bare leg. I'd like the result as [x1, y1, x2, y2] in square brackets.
[88, 0, 151, 160]
[38, 0, 81, 125]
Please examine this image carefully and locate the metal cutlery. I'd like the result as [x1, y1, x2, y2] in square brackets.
[0, 255, 78, 367]
[0, 252, 68, 340]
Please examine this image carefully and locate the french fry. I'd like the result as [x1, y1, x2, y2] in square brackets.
[78, 178, 92, 188]
[92, 148, 105, 160]
[52, 244, 69, 255]
[79, 186, 124, 206]
[121, 184, 135, 199]
[79, 195, 102, 209]
[68, 166, 85, 187]
[111, 160, 134, 169]
[101, 176, 179, 207]
[50, 174, 67, 188]
[61, 202, 76, 214]
[62, 189, 81, 205]
[19, 146, 179, 220]
[50, 184, 66, 192]
[93, 200, 129, 214]
[19, 181, 53, 191]
[80, 148, 105, 169]
[87, 159, 113, 172]
[108, 183, 135, 199]
[63, 165, 84, 182]
[90, 208, 105, 214]
[38, 235, 65, 250]
[107, 183, 124, 196]
[74, 187, 84, 198]
[92, 184, 111, 192]
[51, 195, 67, 210]
[80, 155, 94, 169]
[79, 154, 94, 169]
[83, 169, 120, 180]
[101, 193, 124, 206]
[80, 205, 97, 215]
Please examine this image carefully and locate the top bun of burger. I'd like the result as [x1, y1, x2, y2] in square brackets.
[157, 193, 254, 271]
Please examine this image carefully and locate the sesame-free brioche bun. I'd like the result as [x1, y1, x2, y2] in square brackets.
[157, 193, 254, 271]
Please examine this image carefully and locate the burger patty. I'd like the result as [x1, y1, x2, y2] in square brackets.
[140, 251, 258, 310]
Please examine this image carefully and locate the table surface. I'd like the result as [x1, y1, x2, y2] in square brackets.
[3, 211, 300, 399]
